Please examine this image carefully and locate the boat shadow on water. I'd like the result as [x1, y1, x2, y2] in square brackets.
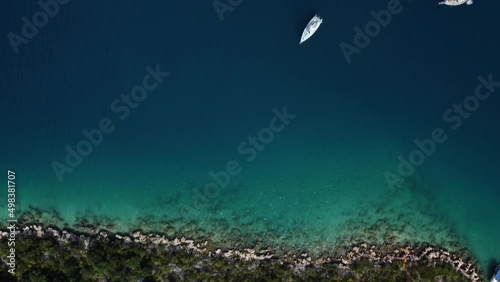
[487, 259, 500, 280]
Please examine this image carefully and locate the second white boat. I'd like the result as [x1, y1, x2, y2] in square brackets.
[300, 14, 323, 44]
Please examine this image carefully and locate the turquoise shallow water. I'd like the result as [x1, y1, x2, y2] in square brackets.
[1, 0, 500, 274]
[3, 97, 499, 270]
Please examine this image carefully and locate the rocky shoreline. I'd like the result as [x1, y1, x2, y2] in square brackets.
[0, 224, 484, 281]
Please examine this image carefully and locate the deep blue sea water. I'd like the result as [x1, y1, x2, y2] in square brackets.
[1, 0, 499, 273]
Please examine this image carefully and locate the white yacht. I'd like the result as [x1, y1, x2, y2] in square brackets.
[300, 14, 323, 44]
[438, 0, 473, 6]
[492, 264, 500, 282]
